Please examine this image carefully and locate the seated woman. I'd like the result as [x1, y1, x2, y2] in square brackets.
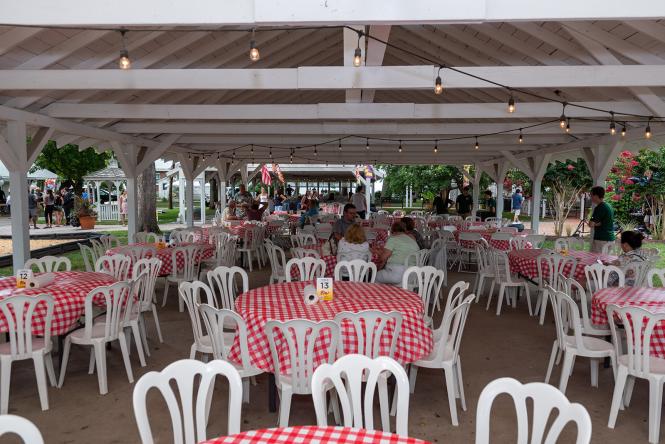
[606, 230, 648, 286]
[222, 200, 239, 221]
[299, 199, 320, 228]
[401, 216, 425, 249]
[337, 223, 371, 262]
[375, 221, 420, 285]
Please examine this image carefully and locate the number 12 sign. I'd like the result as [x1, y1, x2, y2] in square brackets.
[15, 269, 33, 289]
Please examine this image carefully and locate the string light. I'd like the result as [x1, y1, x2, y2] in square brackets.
[434, 66, 443, 95]
[249, 29, 260, 62]
[609, 112, 616, 136]
[398, 140, 402, 153]
[565, 119, 571, 134]
[646, 118, 652, 139]
[338, 140, 342, 151]
[508, 92, 515, 113]
[474, 137, 479, 150]
[269, 147, 273, 160]
[290, 149, 293, 163]
[217, 153, 220, 160]
[188, 152, 192, 160]
[353, 32, 362, 67]
[559, 103, 567, 129]
[118, 30, 131, 69]
[621, 124, 626, 137]
[232, 149, 235, 160]
[366, 138, 370, 150]
[518, 129, 523, 144]
[434, 140, 438, 153]
[314, 145, 318, 157]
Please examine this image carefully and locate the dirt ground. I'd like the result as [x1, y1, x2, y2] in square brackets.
[0, 239, 74, 256]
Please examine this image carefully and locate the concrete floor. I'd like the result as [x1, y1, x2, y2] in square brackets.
[2, 268, 656, 443]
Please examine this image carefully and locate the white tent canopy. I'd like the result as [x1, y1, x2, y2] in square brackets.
[1, 0, 665, 270]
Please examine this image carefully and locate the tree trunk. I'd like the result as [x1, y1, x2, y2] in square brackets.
[137, 162, 160, 233]
[167, 175, 173, 209]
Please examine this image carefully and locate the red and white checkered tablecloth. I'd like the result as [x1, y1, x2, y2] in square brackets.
[592, 287, 665, 358]
[227, 281, 433, 373]
[455, 229, 526, 251]
[508, 249, 616, 283]
[227, 223, 279, 239]
[108, 242, 215, 276]
[0, 272, 117, 336]
[201, 426, 430, 444]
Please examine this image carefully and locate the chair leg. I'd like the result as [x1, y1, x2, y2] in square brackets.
[189, 343, 197, 359]
[456, 360, 467, 411]
[624, 376, 636, 407]
[57, 337, 72, 388]
[117, 333, 134, 384]
[648, 379, 664, 444]
[558, 350, 575, 395]
[162, 280, 170, 307]
[539, 290, 548, 325]
[151, 305, 164, 343]
[32, 354, 49, 411]
[130, 322, 147, 367]
[242, 378, 250, 404]
[278, 387, 293, 427]
[45, 353, 56, 387]
[0, 357, 12, 414]
[495, 285, 506, 316]
[88, 348, 96, 374]
[545, 341, 558, 384]
[590, 359, 600, 388]
[378, 374, 390, 432]
[409, 365, 418, 394]
[139, 315, 151, 357]
[443, 366, 459, 426]
[93, 343, 108, 395]
[608, 366, 628, 428]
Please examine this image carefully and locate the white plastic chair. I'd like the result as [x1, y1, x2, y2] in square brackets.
[334, 259, 377, 283]
[404, 249, 431, 267]
[78, 243, 98, 272]
[544, 287, 615, 395]
[487, 250, 531, 316]
[490, 232, 512, 242]
[163, 245, 202, 312]
[133, 258, 164, 347]
[198, 305, 263, 404]
[475, 377, 592, 444]
[564, 276, 610, 337]
[58, 281, 135, 395]
[555, 236, 585, 252]
[315, 224, 333, 242]
[607, 305, 665, 444]
[526, 234, 546, 249]
[509, 237, 530, 251]
[473, 245, 495, 303]
[98, 234, 122, 251]
[89, 238, 106, 260]
[120, 245, 156, 265]
[0, 415, 44, 444]
[178, 281, 214, 359]
[428, 238, 449, 285]
[265, 319, 340, 427]
[95, 254, 131, 281]
[133, 359, 242, 444]
[458, 232, 482, 271]
[291, 247, 321, 259]
[264, 240, 288, 284]
[312, 354, 410, 436]
[647, 268, 665, 287]
[536, 253, 577, 325]
[24, 256, 71, 273]
[291, 232, 317, 248]
[135, 232, 160, 243]
[402, 266, 445, 326]
[238, 226, 264, 272]
[623, 260, 652, 287]
[334, 310, 403, 359]
[0, 294, 57, 414]
[584, 263, 625, 295]
[206, 265, 248, 312]
[285, 257, 326, 282]
[601, 241, 622, 255]
[410, 295, 475, 426]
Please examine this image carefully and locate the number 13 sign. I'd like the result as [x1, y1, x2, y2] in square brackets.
[316, 277, 334, 302]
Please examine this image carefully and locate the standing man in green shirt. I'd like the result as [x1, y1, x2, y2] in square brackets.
[588, 186, 616, 253]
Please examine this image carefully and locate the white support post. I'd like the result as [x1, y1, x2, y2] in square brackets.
[216, 159, 228, 211]
[177, 154, 195, 227]
[178, 171, 186, 224]
[199, 173, 205, 225]
[472, 166, 481, 217]
[364, 175, 371, 220]
[125, 176, 138, 241]
[581, 141, 626, 187]
[528, 154, 552, 234]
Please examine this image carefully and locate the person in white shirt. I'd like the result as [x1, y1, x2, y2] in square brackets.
[337, 223, 371, 263]
[351, 185, 367, 219]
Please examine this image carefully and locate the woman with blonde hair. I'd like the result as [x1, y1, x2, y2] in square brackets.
[337, 223, 371, 262]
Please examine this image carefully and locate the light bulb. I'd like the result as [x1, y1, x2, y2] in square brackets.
[508, 95, 515, 113]
[118, 50, 131, 69]
[610, 121, 616, 136]
[338, 140, 342, 151]
[559, 113, 567, 129]
[518, 130, 523, 144]
[434, 76, 443, 95]
[314, 145, 318, 157]
[353, 48, 362, 67]
[565, 121, 571, 133]
[646, 124, 652, 139]
[434, 141, 438, 153]
[249, 40, 260, 62]
[366, 139, 370, 150]
[621, 125, 626, 137]
[474, 137, 479, 150]
[398, 141, 402, 153]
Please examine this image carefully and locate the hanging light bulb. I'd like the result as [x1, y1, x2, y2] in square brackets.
[434, 140, 438, 153]
[249, 29, 260, 62]
[559, 103, 567, 129]
[217, 153, 220, 160]
[609, 112, 616, 136]
[269, 147, 273, 160]
[434, 67, 443, 95]
[565, 119, 571, 134]
[232, 149, 236, 161]
[353, 32, 362, 67]
[338, 140, 342, 151]
[508, 93, 515, 113]
[621, 124, 626, 137]
[646, 118, 652, 139]
[290, 149, 294, 163]
[398, 140, 402, 153]
[118, 30, 131, 70]
[314, 145, 318, 157]
[518, 129, 523, 144]
[366, 138, 370, 150]
[188, 152, 192, 160]
[474, 137, 479, 150]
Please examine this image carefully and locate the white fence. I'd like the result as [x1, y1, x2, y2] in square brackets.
[97, 203, 119, 221]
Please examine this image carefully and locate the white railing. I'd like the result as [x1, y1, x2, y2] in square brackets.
[97, 203, 119, 221]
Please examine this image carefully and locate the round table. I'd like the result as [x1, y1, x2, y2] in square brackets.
[201, 426, 430, 443]
[508, 249, 616, 284]
[107, 242, 215, 276]
[227, 281, 433, 373]
[0, 271, 117, 335]
[592, 286, 665, 358]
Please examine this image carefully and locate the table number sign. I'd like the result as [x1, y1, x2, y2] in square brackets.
[15, 269, 33, 288]
[316, 277, 334, 301]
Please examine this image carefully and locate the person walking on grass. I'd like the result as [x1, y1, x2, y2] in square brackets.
[511, 188, 524, 223]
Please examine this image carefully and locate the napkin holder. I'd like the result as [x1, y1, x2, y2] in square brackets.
[26, 273, 56, 289]
[303, 284, 319, 305]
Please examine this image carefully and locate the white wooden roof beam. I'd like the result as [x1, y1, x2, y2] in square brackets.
[0, 27, 43, 56]
[361, 25, 391, 103]
[5, 0, 665, 25]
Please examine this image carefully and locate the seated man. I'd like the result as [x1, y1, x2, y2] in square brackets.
[401, 217, 425, 249]
[222, 200, 240, 221]
[246, 201, 268, 221]
[333, 203, 357, 241]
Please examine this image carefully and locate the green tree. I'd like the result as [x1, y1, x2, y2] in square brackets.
[542, 159, 592, 236]
[33, 141, 111, 190]
[381, 165, 463, 202]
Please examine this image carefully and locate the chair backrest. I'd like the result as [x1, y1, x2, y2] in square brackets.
[442, 281, 470, 321]
[78, 243, 98, 272]
[0, 294, 53, 358]
[465, 216, 481, 222]
[490, 232, 513, 241]
[291, 247, 321, 259]
[607, 304, 665, 378]
[475, 245, 492, 272]
[459, 231, 482, 243]
[431, 295, 475, 363]
[493, 250, 517, 284]
[601, 241, 622, 256]
[525, 234, 546, 249]
[584, 263, 624, 294]
[334, 259, 377, 283]
[170, 230, 189, 243]
[647, 267, 665, 287]
[565, 277, 598, 334]
[285, 257, 326, 282]
[402, 266, 444, 320]
[404, 248, 431, 267]
[623, 260, 652, 287]
[178, 281, 214, 351]
[206, 266, 248, 310]
[311, 354, 410, 436]
[135, 232, 160, 243]
[198, 305, 254, 372]
[265, 319, 340, 394]
[170, 245, 202, 280]
[315, 224, 333, 241]
[243, 225, 264, 250]
[95, 254, 131, 280]
[555, 237, 584, 252]
[133, 258, 162, 309]
[89, 238, 106, 259]
[547, 287, 590, 354]
[265, 239, 287, 276]
[291, 233, 317, 248]
[83, 281, 133, 341]
[509, 236, 530, 251]
[121, 246, 156, 265]
[133, 359, 242, 444]
[537, 253, 577, 290]
[0, 414, 44, 444]
[215, 236, 238, 267]
[98, 234, 121, 250]
[333, 310, 403, 358]
[24, 255, 71, 273]
[475, 377, 591, 444]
